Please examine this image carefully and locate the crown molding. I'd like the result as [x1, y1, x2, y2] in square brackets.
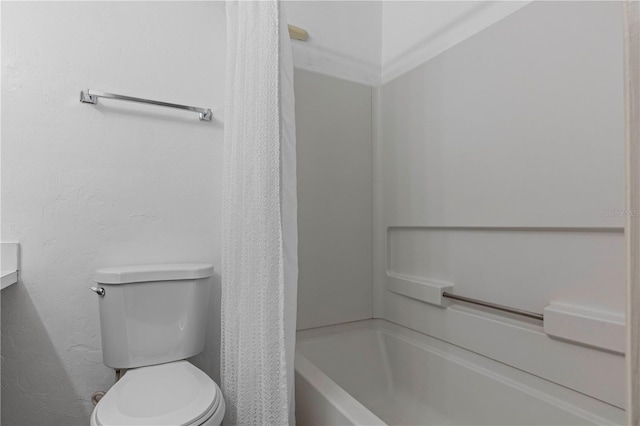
[291, 42, 381, 86]
[380, 1, 532, 85]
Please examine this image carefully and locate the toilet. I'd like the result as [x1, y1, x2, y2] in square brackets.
[89, 264, 225, 426]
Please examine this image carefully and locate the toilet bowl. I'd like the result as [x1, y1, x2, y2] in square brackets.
[90, 361, 225, 426]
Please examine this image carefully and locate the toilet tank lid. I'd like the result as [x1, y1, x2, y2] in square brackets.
[93, 263, 214, 284]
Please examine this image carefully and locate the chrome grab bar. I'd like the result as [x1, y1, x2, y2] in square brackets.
[79, 89, 213, 122]
[442, 292, 544, 321]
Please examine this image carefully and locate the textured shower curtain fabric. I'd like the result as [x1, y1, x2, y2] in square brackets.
[222, 1, 298, 425]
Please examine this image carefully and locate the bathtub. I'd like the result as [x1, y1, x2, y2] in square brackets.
[294, 319, 624, 426]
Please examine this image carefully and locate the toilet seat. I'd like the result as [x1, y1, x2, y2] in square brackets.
[94, 361, 223, 426]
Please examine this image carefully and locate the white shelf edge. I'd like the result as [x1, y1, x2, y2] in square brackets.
[544, 302, 625, 354]
[1, 242, 20, 290]
[386, 272, 453, 307]
[1, 271, 18, 290]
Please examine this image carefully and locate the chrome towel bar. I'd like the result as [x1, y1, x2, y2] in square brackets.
[442, 292, 544, 321]
[79, 89, 213, 121]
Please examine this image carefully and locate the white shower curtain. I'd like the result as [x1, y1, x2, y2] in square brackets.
[222, 1, 298, 425]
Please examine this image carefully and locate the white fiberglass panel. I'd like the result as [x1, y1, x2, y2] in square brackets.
[296, 320, 623, 426]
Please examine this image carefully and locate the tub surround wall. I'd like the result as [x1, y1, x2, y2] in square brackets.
[292, 1, 626, 409]
[1, 3, 225, 424]
[295, 69, 373, 330]
[374, 1, 626, 410]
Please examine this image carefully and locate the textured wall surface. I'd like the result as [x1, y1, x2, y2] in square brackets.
[1, 2, 225, 424]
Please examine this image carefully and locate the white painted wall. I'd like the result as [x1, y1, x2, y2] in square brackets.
[295, 68, 373, 330]
[374, 0, 626, 410]
[1, 2, 225, 424]
[285, 1, 382, 85]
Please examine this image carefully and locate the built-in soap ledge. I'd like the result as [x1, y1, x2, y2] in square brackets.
[543, 302, 625, 354]
[1, 242, 20, 290]
[386, 273, 625, 354]
[387, 273, 453, 306]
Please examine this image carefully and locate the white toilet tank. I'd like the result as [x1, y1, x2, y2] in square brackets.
[92, 264, 214, 369]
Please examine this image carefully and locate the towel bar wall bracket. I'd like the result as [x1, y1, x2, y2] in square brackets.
[79, 89, 213, 122]
[79, 90, 99, 105]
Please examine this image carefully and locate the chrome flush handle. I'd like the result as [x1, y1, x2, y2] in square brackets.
[90, 286, 105, 297]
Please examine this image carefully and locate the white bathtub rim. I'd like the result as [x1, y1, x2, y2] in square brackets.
[297, 319, 625, 425]
[295, 352, 387, 426]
